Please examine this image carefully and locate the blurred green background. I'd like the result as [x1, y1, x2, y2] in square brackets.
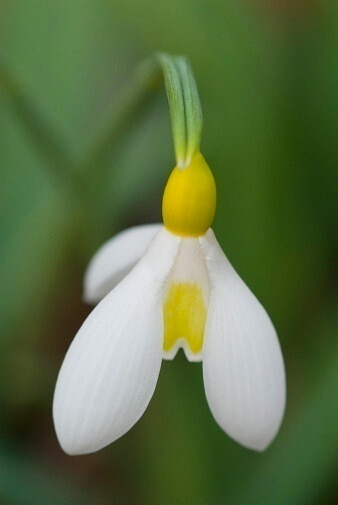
[1, 0, 337, 504]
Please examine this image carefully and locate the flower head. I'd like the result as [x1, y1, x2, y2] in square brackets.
[53, 55, 286, 455]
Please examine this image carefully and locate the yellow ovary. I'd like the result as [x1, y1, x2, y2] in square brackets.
[162, 152, 216, 237]
[163, 282, 207, 356]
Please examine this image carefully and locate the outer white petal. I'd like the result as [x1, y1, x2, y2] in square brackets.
[200, 230, 286, 451]
[84, 224, 162, 304]
[53, 228, 180, 455]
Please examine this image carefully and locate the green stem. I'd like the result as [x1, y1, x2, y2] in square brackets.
[157, 53, 203, 167]
[157, 53, 186, 165]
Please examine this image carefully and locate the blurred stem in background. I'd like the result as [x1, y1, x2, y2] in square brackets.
[0, 54, 160, 201]
[0, 55, 74, 186]
[78, 57, 161, 181]
[0, 53, 203, 199]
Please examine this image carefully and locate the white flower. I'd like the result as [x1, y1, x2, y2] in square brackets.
[53, 153, 286, 455]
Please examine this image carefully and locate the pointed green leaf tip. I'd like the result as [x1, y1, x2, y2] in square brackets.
[157, 53, 203, 168]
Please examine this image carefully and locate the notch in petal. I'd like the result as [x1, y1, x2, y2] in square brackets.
[200, 230, 286, 451]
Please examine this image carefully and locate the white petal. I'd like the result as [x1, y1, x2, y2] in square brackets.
[53, 228, 180, 455]
[162, 238, 210, 362]
[200, 230, 286, 451]
[84, 224, 162, 304]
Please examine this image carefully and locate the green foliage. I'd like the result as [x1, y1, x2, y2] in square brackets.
[0, 1, 337, 504]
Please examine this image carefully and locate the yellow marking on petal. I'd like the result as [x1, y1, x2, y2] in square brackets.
[163, 282, 207, 355]
[162, 152, 216, 237]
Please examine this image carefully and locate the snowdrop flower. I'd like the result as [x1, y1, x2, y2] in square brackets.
[53, 151, 286, 455]
[53, 54, 285, 456]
